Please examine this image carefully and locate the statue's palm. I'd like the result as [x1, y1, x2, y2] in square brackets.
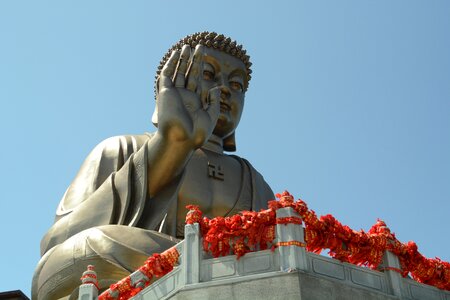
[157, 45, 220, 148]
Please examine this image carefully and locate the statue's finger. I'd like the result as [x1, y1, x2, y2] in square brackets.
[186, 45, 204, 92]
[205, 87, 221, 123]
[159, 50, 180, 90]
[174, 45, 191, 88]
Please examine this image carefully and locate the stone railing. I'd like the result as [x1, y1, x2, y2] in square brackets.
[78, 207, 450, 300]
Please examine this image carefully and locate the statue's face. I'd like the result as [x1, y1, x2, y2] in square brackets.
[198, 47, 247, 139]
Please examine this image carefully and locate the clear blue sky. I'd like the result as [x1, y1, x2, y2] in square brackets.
[1, 1, 449, 296]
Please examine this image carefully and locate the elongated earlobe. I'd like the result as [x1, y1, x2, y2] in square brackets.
[223, 132, 236, 152]
[151, 106, 158, 127]
[152, 77, 160, 127]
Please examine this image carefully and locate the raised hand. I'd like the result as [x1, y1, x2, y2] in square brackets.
[156, 44, 221, 149]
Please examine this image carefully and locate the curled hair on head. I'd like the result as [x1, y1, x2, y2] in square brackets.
[154, 31, 252, 99]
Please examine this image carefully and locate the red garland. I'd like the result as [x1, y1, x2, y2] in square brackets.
[196, 191, 450, 291]
[276, 241, 306, 248]
[98, 247, 180, 300]
[272, 191, 450, 291]
[276, 216, 303, 225]
[186, 205, 203, 225]
[99, 191, 450, 299]
[199, 208, 277, 259]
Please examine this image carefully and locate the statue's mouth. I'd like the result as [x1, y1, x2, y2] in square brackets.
[220, 101, 231, 112]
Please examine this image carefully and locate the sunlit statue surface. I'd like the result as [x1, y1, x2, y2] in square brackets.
[32, 32, 274, 300]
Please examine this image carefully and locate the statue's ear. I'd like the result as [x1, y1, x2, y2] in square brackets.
[152, 77, 160, 127]
[223, 132, 236, 152]
[151, 106, 158, 127]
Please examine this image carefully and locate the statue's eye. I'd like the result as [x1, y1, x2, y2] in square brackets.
[203, 70, 215, 81]
[230, 81, 243, 92]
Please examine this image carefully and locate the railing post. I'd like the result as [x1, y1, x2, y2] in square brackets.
[276, 207, 308, 272]
[78, 265, 99, 300]
[382, 250, 407, 298]
[183, 223, 201, 284]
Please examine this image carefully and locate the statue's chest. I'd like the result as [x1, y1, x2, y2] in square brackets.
[178, 150, 244, 219]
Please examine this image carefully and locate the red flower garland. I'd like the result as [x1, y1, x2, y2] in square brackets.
[99, 191, 450, 299]
[270, 191, 450, 291]
[276, 216, 303, 225]
[98, 247, 180, 300]
[197, 207, 276, 259]
[196, 191, 450, 291]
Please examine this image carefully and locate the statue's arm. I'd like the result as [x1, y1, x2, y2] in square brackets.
[144, 132, 194, 198]
[242, 158, 275, 211]
[255, 174, 275, 210]
[41, 135, 153, 254]
[54, 135, 150, 215]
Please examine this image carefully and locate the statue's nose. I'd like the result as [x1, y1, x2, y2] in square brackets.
[217, 74, 231, 100]
[220, 86, 231, 100]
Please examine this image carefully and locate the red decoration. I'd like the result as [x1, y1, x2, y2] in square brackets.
[275, 241, 306, 248]
[276, 216, 303, 225]
[185, 205, 202, 225]
[80, 265, 99, 290]
[98, 246, 180, 300]
[272, 191, 450, 291]
[99, 191, 450, 299]
[200, 208, 276, 259]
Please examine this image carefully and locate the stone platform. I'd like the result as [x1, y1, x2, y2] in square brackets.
[133, 246, 449, 300]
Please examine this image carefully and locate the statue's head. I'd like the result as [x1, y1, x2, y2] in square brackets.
[153, 31, 252, 152]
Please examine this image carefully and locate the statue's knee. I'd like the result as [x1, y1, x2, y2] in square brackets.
[33, 227, 128, 299]
[33, 225, 178, 300]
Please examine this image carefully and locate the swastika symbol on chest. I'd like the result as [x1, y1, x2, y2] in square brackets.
[208, 162, 224, 180]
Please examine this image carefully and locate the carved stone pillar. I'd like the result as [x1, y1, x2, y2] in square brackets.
[183, 223, 201, 284]
[276, 207, 308, 272]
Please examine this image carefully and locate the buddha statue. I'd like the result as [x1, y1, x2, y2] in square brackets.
[32, 32, 274, 300]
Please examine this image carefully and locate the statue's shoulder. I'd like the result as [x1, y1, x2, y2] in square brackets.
[85, 132, 155, 161]
[62, 133, 154, 192]
[93, 132, 154, 151]
[52, 132, 156, 224]
[229, 155, 259, 175]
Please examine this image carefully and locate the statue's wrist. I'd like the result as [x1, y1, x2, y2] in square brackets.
[154, 130, 197, 152]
